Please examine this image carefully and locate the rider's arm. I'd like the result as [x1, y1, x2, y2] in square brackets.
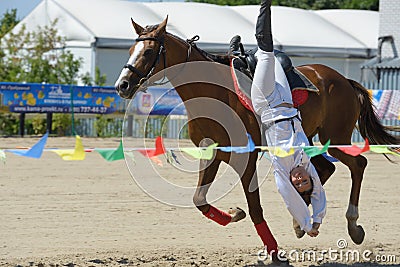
[305, 162, 327, 224]
[273, 166, 313, 233]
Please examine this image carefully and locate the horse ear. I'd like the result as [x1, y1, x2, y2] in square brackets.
[155, 16, 168, 36]
[131, 18, 144, 35]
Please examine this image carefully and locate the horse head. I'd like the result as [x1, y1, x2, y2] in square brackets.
[115, 17, 168, 99]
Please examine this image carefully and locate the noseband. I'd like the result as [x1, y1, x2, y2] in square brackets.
[123, 34, 200, 91]
[123, 36, 166, 88]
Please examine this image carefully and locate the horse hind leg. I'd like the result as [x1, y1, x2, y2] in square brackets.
[328, 148, 368, 245]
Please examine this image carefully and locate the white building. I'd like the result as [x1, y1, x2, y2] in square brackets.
[9, 0, 379, 85]
[379, 0, 400, 58]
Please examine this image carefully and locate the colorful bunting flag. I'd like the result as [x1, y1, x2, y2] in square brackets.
[0, 149, 6, 163]
[166, 150, 181, 165]
[303, 140, 330, 158]
[95, 141, 125, 162]
[150, 156, 163, 166]
[269, 147, 295, 158]
[322, 152, 339, 162]
[53, 135, 85, 160]
[181, 143, 219, 160]
[138, 136, 166, 157]
[337, 139, 370, 156]
[219, 133, 255, 153]
[259, 152, 271, 161]
[125, 151, 136, 165]
[8, 133, 48, 158]
[370, 146, 400, 157]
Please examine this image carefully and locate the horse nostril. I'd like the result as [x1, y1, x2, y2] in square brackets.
[119, 80, 129, 91]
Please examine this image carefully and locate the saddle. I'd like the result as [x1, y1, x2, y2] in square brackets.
[229, 36, 319, 111]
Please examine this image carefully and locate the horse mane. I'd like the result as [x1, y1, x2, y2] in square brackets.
[166, 32, 231, 66]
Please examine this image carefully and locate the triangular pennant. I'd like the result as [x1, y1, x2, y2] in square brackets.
[219, 133, 255, 153]
[95, 141, 125, 161]
[337, 139, 370, 156]
[150, 155, 163, 166]
[0, 149, 6, 164]
[138, 136, 166, 158]
[269, 147, 295, 157]
[322, 152, 339, 162]
[181, 143, 218, 160]
[370, 146, 400, 157]
[166, 150, 181, 165]
[125, 151, 136, 165]
[303, 140, 330, 158]
[53, 135, 85, 160]
[9, 133, 48, 158]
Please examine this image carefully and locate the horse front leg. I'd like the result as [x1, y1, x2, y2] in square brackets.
[329, 148, 368, 245]
[193, 158, 245, 225]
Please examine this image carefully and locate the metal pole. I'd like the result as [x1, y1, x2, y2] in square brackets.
[127, 115, 133, 137]
[46, 112, 52, 134]
[70, 85, 75, 136]
[19, 113, 25, 137]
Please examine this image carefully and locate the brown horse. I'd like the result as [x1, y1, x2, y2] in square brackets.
[115, 17, 399, 249]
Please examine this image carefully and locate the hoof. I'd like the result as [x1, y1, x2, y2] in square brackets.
[228, 207, 246, 222]
[348, 225, 365, 245]
[272, 253, 290, 266]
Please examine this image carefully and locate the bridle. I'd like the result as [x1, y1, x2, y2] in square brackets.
[123, 36, 166, 89]
[122, 34, 200, 90]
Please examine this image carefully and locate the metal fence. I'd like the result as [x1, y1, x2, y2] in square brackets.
[77, 78, 399, 142]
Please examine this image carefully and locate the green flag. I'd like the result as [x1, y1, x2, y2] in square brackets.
[181, 143, 218, 160]
[96, 141, 125, 161]
[303, 140, 330, 158]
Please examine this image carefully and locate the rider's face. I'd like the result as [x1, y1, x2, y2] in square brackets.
[290, 166, 312, 193]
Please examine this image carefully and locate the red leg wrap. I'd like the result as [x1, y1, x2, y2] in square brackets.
[255, 220, 278, 254]
[203, 205, 232, 226]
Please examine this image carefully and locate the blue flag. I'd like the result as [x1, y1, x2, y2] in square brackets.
[8, 133, 48, 158]
[219, 133, 255, 153]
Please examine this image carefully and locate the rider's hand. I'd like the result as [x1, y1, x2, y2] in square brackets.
[307, 223, 321, 237]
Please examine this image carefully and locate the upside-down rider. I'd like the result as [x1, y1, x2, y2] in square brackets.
[201, 0, 327, 264]
[241, 0, 327, 257]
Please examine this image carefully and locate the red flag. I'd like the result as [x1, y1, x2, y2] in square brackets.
[338, 139, 370, 156]
[138, 136, 166, 157]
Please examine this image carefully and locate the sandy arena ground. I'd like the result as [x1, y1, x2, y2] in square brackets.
[0, 137, 399, 267]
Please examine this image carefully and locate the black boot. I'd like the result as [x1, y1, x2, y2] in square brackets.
[228, 35, 241, 56]
[255, 0, 273, 52]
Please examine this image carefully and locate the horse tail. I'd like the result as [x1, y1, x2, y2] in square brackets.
[347, 79, 399, 145]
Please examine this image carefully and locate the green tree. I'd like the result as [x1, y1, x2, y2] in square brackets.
[81, 66, 107, 86]
[0, 18, 82, 84]
[0, 9, 19, 38]
[189, 0, 379, 10]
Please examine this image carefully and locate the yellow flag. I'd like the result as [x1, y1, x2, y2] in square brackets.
[269, 147, 295, 158]
[53, 135, 85, 160]
[181, 143, 218, 160]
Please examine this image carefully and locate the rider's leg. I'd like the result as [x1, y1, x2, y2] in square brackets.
[251, 0, 275, 115]
[255, 0, 273, 52]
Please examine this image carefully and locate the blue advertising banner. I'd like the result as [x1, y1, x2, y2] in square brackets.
[0, 82, 126, 114]
[0, 82, 186, 115]
[129, 87, 186, 116]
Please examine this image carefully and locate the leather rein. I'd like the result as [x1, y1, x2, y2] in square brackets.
[123, 34, 200, 89]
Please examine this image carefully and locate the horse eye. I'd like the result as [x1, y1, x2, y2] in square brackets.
[144, 49, 154, 57]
